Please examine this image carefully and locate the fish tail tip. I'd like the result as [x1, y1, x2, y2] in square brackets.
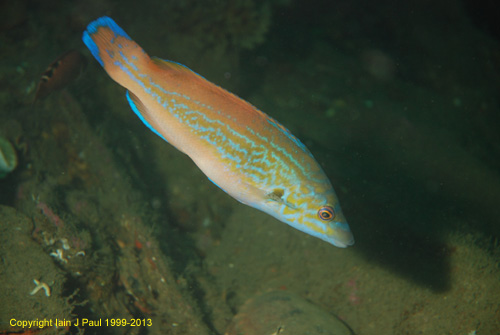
[82, 16, 134, 68]
[84, 16, 131, 40]
[82, 31, 103, 67]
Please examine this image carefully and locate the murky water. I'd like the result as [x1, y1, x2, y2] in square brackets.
[1, 1, 499, 334]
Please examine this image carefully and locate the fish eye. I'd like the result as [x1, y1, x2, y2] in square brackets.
[318, 206, 335, 221]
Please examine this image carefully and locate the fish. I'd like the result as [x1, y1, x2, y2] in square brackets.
[82, 16, 354, 248]
[34, 50, 86, 102]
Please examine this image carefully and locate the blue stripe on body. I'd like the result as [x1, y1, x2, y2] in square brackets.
[166, 96, 311, 188]
[132, 69, 279, 183]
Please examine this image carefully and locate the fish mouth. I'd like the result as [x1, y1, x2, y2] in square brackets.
[333, 235, 355, 248]
[330, 221, 355, 248]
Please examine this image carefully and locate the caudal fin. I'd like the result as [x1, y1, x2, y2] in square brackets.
[82, 16, 150, 86]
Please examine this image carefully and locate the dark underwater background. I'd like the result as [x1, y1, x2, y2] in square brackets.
[0, 0, 499, 334]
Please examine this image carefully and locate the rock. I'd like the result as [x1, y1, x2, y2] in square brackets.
[225, 290, 354, 335]
[0, 205, 72, 333]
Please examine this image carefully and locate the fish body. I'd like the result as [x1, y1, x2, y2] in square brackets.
[83, 17, 354, 247]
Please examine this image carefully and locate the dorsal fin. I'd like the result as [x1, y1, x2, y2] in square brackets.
[151, 56, 202, 77]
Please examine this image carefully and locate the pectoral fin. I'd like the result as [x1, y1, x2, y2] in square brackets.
[266, 189, 297, 209]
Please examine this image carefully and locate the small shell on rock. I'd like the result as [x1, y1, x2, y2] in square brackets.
[225, 290, 354, 335]
[0, 136, 18, 178]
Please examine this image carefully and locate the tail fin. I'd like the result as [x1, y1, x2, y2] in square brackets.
[82, 17, 150, 86]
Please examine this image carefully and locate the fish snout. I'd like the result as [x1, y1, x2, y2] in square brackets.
[330, 221, 355, 248]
